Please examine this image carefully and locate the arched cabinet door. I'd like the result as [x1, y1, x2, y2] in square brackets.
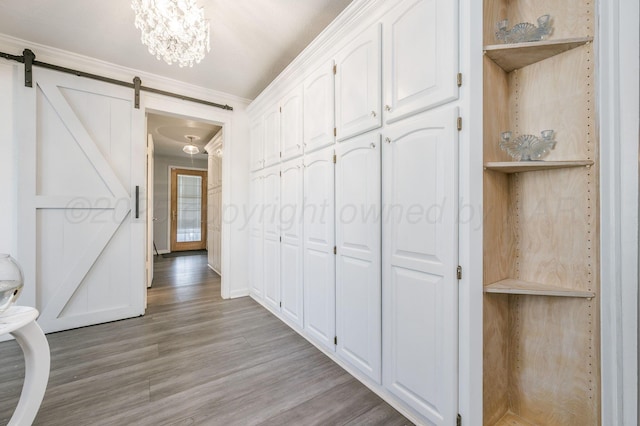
[280, 85, 304, 161]
[382, 0, 459, 124]
[335, 131, 382, 384]
[262, 164, 281, 312]
[334, 24, 382, 142]
[382, 107, 459, 425]
[303, 146, 336, 351]
[303, 60, 335, 154]
[280, 157, 304, 328]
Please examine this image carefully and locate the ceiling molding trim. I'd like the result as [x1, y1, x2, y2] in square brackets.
[0, 32, 252, 107]
[247, 0, 396, 115]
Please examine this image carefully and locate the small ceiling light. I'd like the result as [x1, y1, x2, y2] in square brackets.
[131, 0, 211, 67]
[183, 135, 200, 155]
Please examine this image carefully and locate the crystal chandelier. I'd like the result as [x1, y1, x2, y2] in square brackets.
[131, 0, 210, 67]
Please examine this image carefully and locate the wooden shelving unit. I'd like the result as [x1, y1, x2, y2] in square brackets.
[484, 160, 593, 173]
[485, 278, 595, 298]
[484, 37, 593, 72]
[482, 1, 600, 425]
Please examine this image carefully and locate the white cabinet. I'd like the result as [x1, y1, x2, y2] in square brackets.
[263, 105, 281, 167]
[382, 108, 459, 424]
[280, 157, 304, 328]
[250, 118, 264, 171]
[303, 145, 336, 351]
[249, 172, 264, 298]
[335, 24, 382, 142]
[303, 61, 335, 153]
[382, 0, 458, 123]
[262, 165, 281, 311]
[335, 131, 382, 383]
[280, 85, 304, 161]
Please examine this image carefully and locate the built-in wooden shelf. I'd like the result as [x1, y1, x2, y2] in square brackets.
[485, 278, 595, 298]
[484, 37, 593, 72]
[484, 160, 593, 174]
[494, 411, 535, 426]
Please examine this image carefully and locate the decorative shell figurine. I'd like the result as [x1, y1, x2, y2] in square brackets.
[496, 15, 553, 44]
[499, 130, 557, 161]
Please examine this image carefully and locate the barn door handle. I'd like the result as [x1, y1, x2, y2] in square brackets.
[135, 186, 140, 219]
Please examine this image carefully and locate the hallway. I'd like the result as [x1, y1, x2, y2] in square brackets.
[0, 254, 412, 425]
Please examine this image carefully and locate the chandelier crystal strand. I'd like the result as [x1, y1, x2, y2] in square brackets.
[131, 0, 210, 67]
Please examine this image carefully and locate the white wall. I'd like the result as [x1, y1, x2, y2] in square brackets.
[0, 62, 17, 257]
[153, 154, 208, 253]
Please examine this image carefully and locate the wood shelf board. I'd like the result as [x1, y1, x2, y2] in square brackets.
[484, 37, 593, 72]
[493, 411, 536, 426]
[485, 278, 595, 298]
[484, 160, 593, 173]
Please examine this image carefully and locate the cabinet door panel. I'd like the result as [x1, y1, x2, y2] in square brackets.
[335, 24, 382, 142]
[336, 132, 381, 383]
[263, 105, 281, 167]
[249, 173, 264, 298]
[304, 61, 335, 153]
[303, 146, 336, 351]
[382, 108, 458, 424]
[281, 86, 304, 161]
[383, 0, 458, 123]
[250, 119, 264, 171]
[263, 166, 281, 310]
[280, 158, 304, 328]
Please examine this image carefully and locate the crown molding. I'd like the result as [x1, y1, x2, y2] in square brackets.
[0, 33, 252, 107]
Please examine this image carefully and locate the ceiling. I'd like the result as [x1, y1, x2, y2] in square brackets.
[0, 1, 353, 158]
[0, 0, 352, 100]
[148, 112, 221, 158]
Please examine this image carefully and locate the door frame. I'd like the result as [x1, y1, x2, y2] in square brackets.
[143, 94, 234, 299]
[168, 167, 208, 252]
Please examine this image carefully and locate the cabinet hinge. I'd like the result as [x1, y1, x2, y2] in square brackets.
[333, 64, 337, 74]
[457, 265, 462, 280]
[334, 336, 337, 345]
[280, 151, 282, 158]
[333, 154, 337, 164]
[280, 301, 282, 308]
[279, 106, 282, 113]
[280, 236, 282, 242]
[457, 414, 462, 426]
[333, 246, 337, 255]
[279, 171, 282, 177]
[334, 127, 337, 137]
[457, 117, 462, 131]
[457, 72, 462, 87]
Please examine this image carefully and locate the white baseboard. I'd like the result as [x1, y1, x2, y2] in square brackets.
[229, 288, 249, 299]
[207, 264, 221, 275]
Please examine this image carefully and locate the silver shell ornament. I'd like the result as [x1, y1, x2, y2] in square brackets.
[496, 14, 553, 44]
[499, 130, 557, 161]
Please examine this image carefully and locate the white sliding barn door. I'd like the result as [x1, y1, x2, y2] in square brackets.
[280, 158, 304, 328]
[382, 108, 459, 424]
[262, 165, 281, 311]
[303, 146, 336, 351]
[20, 69, 145, 333]
[335, 132, 382, 383]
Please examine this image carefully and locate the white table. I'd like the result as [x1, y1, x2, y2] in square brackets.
[0, 306, 50, 426]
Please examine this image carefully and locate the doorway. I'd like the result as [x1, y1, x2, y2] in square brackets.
[170, 168, 208, 252]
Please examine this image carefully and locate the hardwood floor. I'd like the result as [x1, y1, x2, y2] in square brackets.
[0, 254, 413, 426]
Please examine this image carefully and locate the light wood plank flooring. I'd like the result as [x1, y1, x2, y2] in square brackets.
[0, 253, 412, 425]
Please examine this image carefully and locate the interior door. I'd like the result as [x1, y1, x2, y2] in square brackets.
[335, 132, 382, 383]
[21, 68, 145, 333]
[146, 134, 155, 289]
[170, 168, 207, 252]
[280, 157, 304, 328]
[334, 23, 382, 142]
[303, 146, 336, 351]
[263, 164, 281, 311]
[382, 108, 459, 424]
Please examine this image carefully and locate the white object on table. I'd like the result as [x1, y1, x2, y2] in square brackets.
[0, 306, 50, 426]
